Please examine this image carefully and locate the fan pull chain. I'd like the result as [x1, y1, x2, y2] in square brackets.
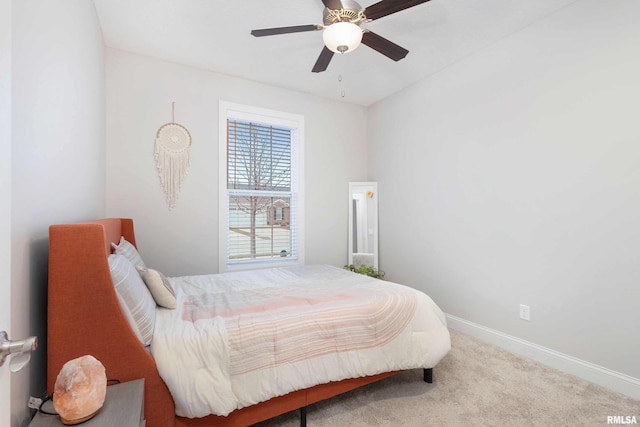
[172, 101, 175, 123]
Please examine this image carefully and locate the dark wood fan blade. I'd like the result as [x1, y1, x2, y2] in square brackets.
[365, 0, 431, 21]
[322, 0, 344, 10]
[251, 24, 320, 37]
[362, 31, 409, 61]
[312, 46, 334, 73]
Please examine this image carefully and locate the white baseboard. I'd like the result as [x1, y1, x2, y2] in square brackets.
[445, 314, 640, 400]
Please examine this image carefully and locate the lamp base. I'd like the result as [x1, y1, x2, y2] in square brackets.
[60, 409, 100, 425]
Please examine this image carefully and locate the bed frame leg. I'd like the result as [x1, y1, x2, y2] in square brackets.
[423, 368, 433, 383]
[297, 371, 429, 426]
[300, 406, 307, 427]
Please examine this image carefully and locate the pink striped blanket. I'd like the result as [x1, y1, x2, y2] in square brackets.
[151, 265, 450, 418]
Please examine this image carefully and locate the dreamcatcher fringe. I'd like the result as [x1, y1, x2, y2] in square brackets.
[155, 143, 191, 210]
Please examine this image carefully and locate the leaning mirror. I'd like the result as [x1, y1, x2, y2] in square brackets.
[348, 182, 378, 269]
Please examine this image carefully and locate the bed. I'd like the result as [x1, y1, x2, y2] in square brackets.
[47, 218, 450, 426]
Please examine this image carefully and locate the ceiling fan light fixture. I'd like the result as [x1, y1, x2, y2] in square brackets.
[322, 22, 363, 54]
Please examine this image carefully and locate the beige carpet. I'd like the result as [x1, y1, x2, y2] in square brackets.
[254, 329, 639, 426]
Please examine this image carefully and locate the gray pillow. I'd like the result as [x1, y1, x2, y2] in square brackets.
[108, 254, 155, 346]
[111, 236, 146, 269]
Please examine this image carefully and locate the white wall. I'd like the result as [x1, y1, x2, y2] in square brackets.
[11, 1, 105, 425]
[105, 49, 369, 276]
[1, 0, 12, 426]
[369, 0, 640, 381]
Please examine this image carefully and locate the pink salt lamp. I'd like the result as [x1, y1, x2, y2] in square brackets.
[53, 355, 107, 425]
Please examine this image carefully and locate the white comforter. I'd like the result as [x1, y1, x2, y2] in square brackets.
[151, 264, 451, 418]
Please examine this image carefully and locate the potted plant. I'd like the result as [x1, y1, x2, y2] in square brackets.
[344, 264, 385, 279]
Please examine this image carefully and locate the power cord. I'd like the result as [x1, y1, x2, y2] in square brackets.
[37, 395, 56, 416]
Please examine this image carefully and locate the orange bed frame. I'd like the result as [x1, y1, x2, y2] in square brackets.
[47, 218, 409, 426]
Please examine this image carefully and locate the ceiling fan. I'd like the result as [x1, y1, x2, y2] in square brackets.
[251, 0, 431, 73]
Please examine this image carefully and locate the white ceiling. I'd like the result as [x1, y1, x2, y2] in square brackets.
[94, 0, 578, 106]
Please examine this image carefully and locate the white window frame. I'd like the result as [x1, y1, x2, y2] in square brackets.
[218, 101, 305, 272]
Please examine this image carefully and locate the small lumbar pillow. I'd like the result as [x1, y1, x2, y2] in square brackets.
[53, 355, 107, 425]
[137, 267, 177, 309]
[111, 236, 146, 269]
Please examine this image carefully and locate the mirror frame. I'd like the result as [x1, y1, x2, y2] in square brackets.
[348, 182, 378, 269]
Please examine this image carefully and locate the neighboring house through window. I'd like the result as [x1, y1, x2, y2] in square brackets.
[219, 101, 304, 271]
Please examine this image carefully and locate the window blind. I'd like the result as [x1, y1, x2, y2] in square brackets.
[226, 119, 298, 265]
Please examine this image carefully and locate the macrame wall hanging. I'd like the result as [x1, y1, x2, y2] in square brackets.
[155, 102, 192, 209]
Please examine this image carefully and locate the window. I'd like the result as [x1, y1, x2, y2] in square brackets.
[219, 102, 304, 271]
[274, 206, 284, 222]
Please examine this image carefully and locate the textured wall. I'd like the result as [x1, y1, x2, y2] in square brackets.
[369, 0, 640, 380]
[11, 1, 105, 425]
[105, 49, 369, 276]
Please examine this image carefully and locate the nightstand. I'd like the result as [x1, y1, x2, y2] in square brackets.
[30, 379, 145, 427]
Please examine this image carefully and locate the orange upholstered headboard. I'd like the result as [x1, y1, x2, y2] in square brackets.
[47, 218, 175, 427]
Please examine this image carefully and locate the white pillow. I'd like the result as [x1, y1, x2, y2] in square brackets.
[108, 254, 156, 346]
[137, 267, 177, 310]
[111, 236, 146, 269]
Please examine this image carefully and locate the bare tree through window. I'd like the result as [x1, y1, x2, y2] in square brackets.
[227, 120, 292, 260]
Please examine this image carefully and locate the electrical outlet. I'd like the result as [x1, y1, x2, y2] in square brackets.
[519, 304, 530, 321]
[27, 396, 42, 409]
